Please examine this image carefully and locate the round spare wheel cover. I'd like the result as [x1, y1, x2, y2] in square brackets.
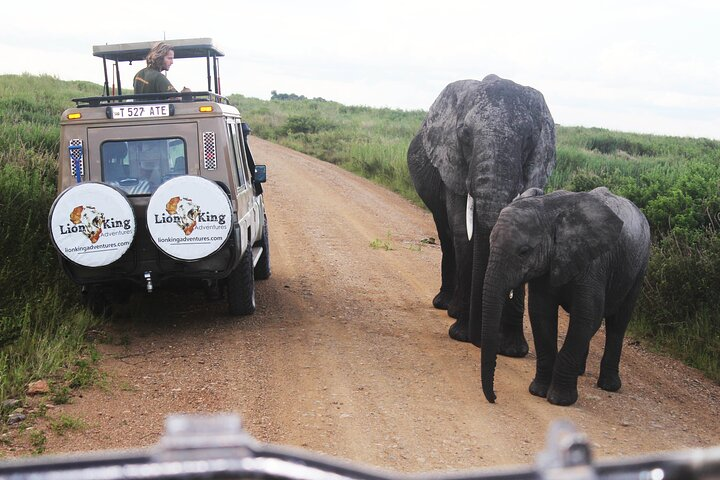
[48, 182, 136, 267]
[146, 176, 233, 261]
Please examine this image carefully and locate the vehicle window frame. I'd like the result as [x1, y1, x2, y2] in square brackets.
[235, 120, 254, 185]
[226, 120, 247, 189]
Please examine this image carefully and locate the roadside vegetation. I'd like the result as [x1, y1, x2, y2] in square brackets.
[230, 91, 720, 382]
[0, 75, 717, 420]
[0, 74, 102, 416]
[230, 92, 426, 202]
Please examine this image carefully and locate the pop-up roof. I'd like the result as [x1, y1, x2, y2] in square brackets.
[93, 38, 224, 62]
[91, 38, 224, 96]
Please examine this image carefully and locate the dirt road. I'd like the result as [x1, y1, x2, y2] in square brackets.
[7, 138, 719, 471]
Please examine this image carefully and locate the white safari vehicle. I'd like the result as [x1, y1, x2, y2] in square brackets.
[48, 38, 269, 316]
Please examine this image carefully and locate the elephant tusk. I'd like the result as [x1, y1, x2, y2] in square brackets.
[508, 289, 514, 299]
[466, 194, 474, 241]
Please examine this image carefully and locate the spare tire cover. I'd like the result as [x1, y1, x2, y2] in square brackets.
[146, 176, 233, 261]
[48, 182, 136, 267]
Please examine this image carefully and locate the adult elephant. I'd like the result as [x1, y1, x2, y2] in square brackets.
[407, 74, 556, 354]
[480, 187, 651, 406]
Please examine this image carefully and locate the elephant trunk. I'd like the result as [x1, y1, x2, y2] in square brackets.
[480, 263, 509, 403]
[468, 223, 491, 347]
[469, 150, 522, 233]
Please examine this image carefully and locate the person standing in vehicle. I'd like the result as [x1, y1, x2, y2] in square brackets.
[134, 42, 178, 94]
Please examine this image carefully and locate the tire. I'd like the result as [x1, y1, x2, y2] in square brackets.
[49, 183, 136, 268]
[227, 247, 256, 316]
[81, 287, 112, 318]
[254, 219, 271, 280]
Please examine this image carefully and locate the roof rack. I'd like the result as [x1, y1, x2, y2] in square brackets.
[91, 38, 225, 97]
[71, 91, 230, 108]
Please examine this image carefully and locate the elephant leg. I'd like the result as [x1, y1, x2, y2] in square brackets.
[597, 321, 626, 392]
[447, 238, 472, 342]
[578, 317, 603, 375]
[432, 211, 456, 312]
[528, 291, 558, 398]
[548, 290, 602, 406]
[447, 192, 473, 342]
[577, 345, 589, 376]
[598, 279, 642, 391]
[407, 147, 457, 312]
[499, 285, 528, 357]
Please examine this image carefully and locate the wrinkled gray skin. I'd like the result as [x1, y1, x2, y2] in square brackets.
[407, 75, 556, 354]
[481, 187, 651, 406]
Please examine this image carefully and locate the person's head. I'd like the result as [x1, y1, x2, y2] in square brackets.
[146, 42, 175, 71]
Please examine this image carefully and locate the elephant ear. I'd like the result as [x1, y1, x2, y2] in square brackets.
[513, 187, 544, 202]
[522, 93, 556, 191]
[549, 193, 624, 286]
[419, 81, 481, 196]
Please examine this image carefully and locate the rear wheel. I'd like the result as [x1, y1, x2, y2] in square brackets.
[227, 247, 256, 315]
[254, 218, 271, 280]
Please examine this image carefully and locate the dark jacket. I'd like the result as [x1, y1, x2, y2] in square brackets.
[133, 67, 177, 94]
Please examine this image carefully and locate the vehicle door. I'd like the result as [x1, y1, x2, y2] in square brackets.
[226, 119, 260, 248]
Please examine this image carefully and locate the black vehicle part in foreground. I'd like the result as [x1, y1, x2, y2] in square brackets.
[0, 415, 718, 480]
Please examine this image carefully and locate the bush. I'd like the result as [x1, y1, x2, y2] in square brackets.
[634, 230, 720, 379]
[283, 114, 335, 134]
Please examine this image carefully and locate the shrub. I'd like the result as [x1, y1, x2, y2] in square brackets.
[283, 114, 334, 134]
[634, 230, 720, 379]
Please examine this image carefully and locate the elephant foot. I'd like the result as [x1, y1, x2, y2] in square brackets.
[498, 333, 529, 358]
[432, 291, 451, 310]
[529, 379, 549, 398]
[547, 384, 579, 406]
[597, 373, 622, 392]
[448, 321, 470, 343]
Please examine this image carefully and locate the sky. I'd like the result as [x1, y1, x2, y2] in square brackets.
[2, 0, 719, 140]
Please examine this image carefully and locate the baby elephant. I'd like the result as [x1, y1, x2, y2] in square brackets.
[480, 187, 650, 406]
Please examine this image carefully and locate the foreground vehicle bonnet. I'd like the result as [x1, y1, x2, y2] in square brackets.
[0, 414, 718, 480]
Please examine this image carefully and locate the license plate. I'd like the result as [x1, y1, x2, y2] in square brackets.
[111, 104, 170, 119]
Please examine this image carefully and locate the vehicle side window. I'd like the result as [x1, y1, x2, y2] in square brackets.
[227, 121, 247, 188]
[101, 138, 187, 195]
[236, 122, 254, 183]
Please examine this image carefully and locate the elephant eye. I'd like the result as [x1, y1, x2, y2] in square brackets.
[518, 245, 531, 257]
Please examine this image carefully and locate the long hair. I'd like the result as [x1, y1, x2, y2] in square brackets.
[145, 42, 173, 70]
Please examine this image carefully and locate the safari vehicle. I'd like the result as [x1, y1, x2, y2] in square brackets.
[48, 38, 270, 316]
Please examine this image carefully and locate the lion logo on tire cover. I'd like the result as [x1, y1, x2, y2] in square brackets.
[70, 205, 105, 244]
[166, 196, 201, 235]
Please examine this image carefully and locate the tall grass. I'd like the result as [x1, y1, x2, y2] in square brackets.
[0, 74, 99, 403]
[232, 94, 720, 383]
[229, 94, 425, 204]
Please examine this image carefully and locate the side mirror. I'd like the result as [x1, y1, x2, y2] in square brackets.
[254, 165, 267, 183]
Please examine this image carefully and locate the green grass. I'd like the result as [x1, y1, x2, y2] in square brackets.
[49, 414, 86, 436]
[369, 232, 394, 251]
[0, 74, 101, 404]
[229, 93, 425, 205]
[28, 430, 46, 455]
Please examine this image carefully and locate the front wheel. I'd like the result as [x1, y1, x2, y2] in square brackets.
[227, 247, 256, 316]
[254, 218, 271, 280]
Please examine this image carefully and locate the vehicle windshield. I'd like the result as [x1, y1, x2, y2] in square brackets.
[101, 138, 187, 195]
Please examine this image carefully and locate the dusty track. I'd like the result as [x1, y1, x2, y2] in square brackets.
[6, 138, 719, 471]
